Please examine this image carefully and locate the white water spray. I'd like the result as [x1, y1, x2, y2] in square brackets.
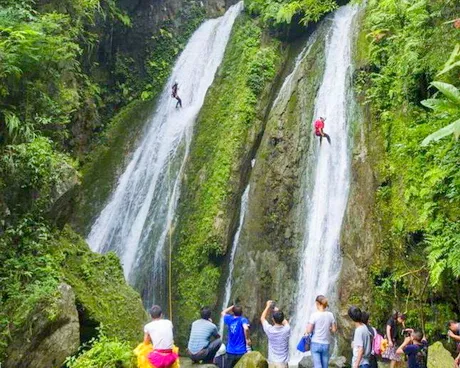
[219, 159, 254, 335]
[289, 4, 359, 362]
[87, 2, 243, 305]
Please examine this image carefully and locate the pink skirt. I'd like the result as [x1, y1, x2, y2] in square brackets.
[382, 345, 402, 361]
[147, 350, 179, 368]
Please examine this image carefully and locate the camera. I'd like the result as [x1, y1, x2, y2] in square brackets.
[403, 329, 412, 337]
[270, 302, 276, 310]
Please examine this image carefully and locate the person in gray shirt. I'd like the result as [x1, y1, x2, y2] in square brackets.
[187, 307, 222, 363]
[261, 300, 291, 368]
[348, 306, 372, 368]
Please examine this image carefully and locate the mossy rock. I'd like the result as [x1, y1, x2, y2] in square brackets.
[428, 341, 454, 368]
[4, 283, 80, 368]
[54, 227, 149, 344]
[234, 352, 268, 368]
[73, 99, 155, 234]
[172, 13, 285, 346]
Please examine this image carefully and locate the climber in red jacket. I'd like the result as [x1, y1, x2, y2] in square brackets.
[314, 117, 331, 145]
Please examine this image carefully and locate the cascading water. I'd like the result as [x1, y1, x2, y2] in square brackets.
[289, 4, 359, 361]
[219, 159, 254, 335]
[87, 2, 243, 307]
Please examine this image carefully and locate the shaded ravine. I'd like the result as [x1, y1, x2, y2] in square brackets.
[289, 4, 359, 362]
[86, 2, 243, 307]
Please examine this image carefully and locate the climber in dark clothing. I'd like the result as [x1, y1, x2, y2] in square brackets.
[172, 81, 182, 108]
[314, 117, 331, 145]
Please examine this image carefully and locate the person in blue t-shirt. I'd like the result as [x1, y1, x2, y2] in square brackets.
[221, 305, 251, 367]
[396, 330, 428, 368]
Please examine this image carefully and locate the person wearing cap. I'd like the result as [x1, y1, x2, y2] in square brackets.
[314, 117, 331, 145]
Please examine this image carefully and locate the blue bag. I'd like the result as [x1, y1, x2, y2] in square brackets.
[296, 334, 312, 352]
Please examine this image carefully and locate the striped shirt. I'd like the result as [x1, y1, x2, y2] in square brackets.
[262, 320, 291, 363]
[187, 319, 219, 354]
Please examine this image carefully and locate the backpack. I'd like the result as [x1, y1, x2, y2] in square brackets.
[373, 330, 384, 355]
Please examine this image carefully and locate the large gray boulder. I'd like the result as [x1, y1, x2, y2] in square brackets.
[428, 341, 454, 368]
[4, 283, 80, 368]
[234, 352, 268, 368]
[299, 355, 347, 368]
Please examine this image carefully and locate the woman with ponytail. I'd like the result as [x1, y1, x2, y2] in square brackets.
[304, 295, 337, 368]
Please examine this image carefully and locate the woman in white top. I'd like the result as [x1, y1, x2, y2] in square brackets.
[305, 295, 337, 368]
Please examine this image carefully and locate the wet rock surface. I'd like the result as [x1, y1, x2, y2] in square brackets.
[230, 21, 329, 349]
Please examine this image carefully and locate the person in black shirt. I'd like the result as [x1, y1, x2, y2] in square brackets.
[382, 312, 406, 368]
[171, 81, 182, 108]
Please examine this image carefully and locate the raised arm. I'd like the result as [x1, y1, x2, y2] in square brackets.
[396, 336, 411, 355]
[261, 301, 272, 324]
[221, 305, 234, 317]
[449, 330, 460, 342]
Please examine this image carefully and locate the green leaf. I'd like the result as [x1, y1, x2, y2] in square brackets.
[437, 44, 460, 76]
[422, 118, 460, 146]
[421, 98, 457, 113]
[431, 81, 460, 106]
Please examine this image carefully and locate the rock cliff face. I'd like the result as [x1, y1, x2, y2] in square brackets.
[1, 228, 147, 366]
[73, 0, 237, 233]
[172, 13, 286, 345]
[229, 22, 329, 347]
[4, 284, 79, 368]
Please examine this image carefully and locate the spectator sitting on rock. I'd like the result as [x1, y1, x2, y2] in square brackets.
[187, 306, 222, 364]
[260, 300, 290, 368]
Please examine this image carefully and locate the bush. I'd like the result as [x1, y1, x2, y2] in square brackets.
[65, 332, 136, 368]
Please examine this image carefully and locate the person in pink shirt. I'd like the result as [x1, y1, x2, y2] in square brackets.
[314, 117, 331, 145]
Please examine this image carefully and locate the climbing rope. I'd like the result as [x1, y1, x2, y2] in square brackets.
[168, 153, 173, 320]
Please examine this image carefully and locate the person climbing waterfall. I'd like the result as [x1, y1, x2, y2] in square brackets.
[314, 117, 331, 145]
[221, 305, 251, 367]
[305, 295, 337, 368]
[171, 81, 182, 108]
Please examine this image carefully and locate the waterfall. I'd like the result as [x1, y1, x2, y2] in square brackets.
[219, 159, 254, 335]
[87, 2, 243, 306]
[289, 4, 359, 361]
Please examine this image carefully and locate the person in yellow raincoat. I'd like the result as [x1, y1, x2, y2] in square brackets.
[135, 305, 180, 368]
[134, 342, 180, 368]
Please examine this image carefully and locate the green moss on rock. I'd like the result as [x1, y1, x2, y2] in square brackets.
[54, 227, 148, 344]
[172, 14, 284, 345]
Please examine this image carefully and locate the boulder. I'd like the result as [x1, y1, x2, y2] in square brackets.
[428, 341, 454, 368]
[180, 357, 217, 368]
[299, 355, 347, 368]
[234, 352, 268, 368]
[4, 283, 80, 368]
